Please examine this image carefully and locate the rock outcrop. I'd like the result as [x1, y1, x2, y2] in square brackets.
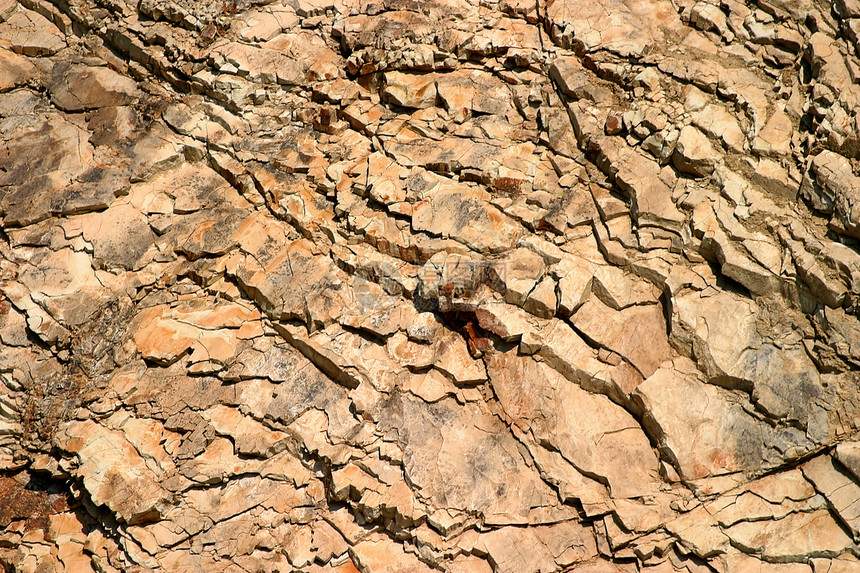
[2, 0, 860, 571]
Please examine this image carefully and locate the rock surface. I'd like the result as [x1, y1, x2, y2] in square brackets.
[2, 0, 860, 572]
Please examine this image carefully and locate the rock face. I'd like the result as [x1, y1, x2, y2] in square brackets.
[2, 0, 860, 572]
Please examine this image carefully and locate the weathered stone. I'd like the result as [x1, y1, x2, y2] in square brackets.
[673, 125, 717, 176]
[693, 104, 746, 153]
[523, 276, 557, 318]
[373, 394, 568, 526]
[753, 108, 793, 156]
[49, 64, 139, 111]
[802, 455, 860, 537]
[487, 350, 662, 499]
[411, 183, 523, 253]
[0, 10, 65, 56]
[0, 48, 38, 91]
[0, 113, 116, 226]
[382, 71, 438, 109]
[673, 289, 825, 427]
[809, 150, 860, 238]
[550, 57, 615, 103]
[475, 521, 597, 573]
[436, 69, 515, 119]
[352, 534, 434, 572]
[3, 1, 860, 571]
[724, 509, 854, 561]
[55, 421, 172, 524]
[593, 136, 686, 231]
[633, 359, 813, 481]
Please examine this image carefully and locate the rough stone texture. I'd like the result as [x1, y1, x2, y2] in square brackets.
[2, 0, 860, 572]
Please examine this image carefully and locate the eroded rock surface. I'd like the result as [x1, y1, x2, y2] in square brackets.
[2, 0, 860, 571]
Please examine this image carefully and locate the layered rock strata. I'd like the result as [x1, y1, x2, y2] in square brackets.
[2, 0, 860, 571]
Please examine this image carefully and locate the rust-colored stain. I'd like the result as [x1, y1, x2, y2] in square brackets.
[0, 477, 70, 531]
[491, 177, 526, 197]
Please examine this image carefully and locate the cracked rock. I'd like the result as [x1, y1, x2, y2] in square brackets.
[3, 0, 860, 572]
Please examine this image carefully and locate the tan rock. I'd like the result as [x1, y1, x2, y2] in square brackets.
[264, 31, 343, 81]
[351, 534, 434, 573]
[672, 289, 825, 426]
[594, 136, 686, 231]
[546, 0, 681, 58]
[234, 238, 350, 326]
[211, 41, 303, 85]
[56, 421, 172, 524]
[201, 405, 290, 458]
[0, 113, 110, 226]
[431, 330, 487, 385]
[523, 276, 557, 318]
[0, 48, 38, 91]
[373, 394, 567, 525]
[753, 107, 793, 156]
[436, 69, 515, 119]
[591, 265, 661, 309]
[810, 150, 860, 239]
[476, 521, 597, 573]
[3, 2, 860, 571]
[411, 183, 523, 253]
[49, 64, 139, 112]
[573, 297, 672, 378]
[802, 456, 860, 537]
[550, 56, 615, 103]
[724, 509, 854, 561]
[693, 104, 746, 153]
[491, 247, 545, 306]
[382, 71, 438, 109]
[475, 298, 539, 341]
[487, 350, 662, 499]
[633, 359, 814, 481]
[236, 5, 298, 42]
[673, 125, 717, 176]
[0, 10, 65, 56]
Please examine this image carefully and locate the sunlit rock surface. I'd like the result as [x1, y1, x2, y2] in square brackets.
[2, 0, 860, 571]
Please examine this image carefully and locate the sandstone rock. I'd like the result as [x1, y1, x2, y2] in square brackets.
[724, 509, 854, 561]
[56, 421, 172, 524]
[475, 521, 597, 573]
[49, 64, 139, 111]
[693, 104, 746, 153]
[411, 184, 523, 253]
[673, 125, 717, 176]
[0, 48, 38, 90]
[487, 350, 662, 499]
[0, 113, 109, 226]
[550, 56, 615, 103]
[352, 534, 434, 572]
[0, 10, 65, 56]
[593, 136, 686, 231]
[523, 275, 557, 318]
[801, 455, 860, 537]
[382, 71, 437, 109]
[373, 394, 567, 526]
[672, 289, 825, 427]
[753, 108, 793, 156]
[809, 150, 860, 238]
[546, 0, 681, 58]
[436, 69, 515, 119]
[633, 359, 813, 481]
[491, 247, 545, 306]
[573, 297, 673, 378]
[3, 1, 860, 571]
[236, 5, 298, 42]
[590, 265, 661, 309]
